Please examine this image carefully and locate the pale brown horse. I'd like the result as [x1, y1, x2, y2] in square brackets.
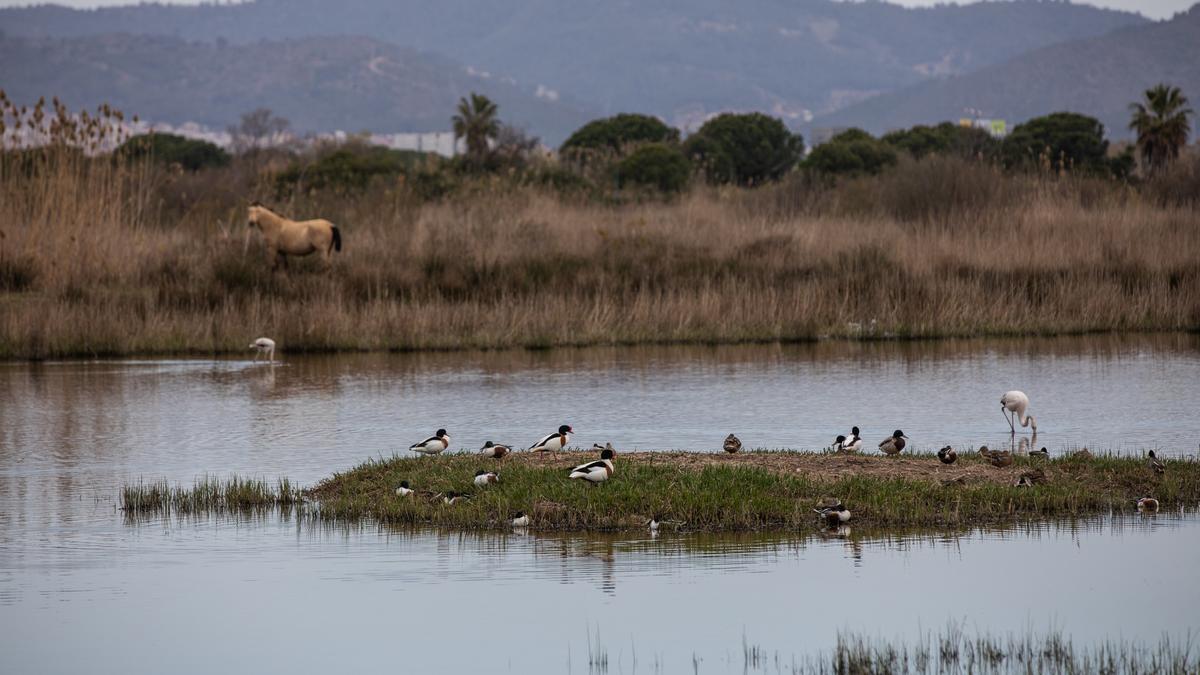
[247, 202, 342, 270]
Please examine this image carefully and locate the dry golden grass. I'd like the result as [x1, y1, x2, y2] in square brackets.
[1, 146, 1198, 358]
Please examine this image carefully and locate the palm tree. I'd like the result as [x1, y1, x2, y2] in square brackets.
[1129, 84, 1193, 174]
[452, 93, 500, 166]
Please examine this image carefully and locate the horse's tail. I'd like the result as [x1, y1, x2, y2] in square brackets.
[330, 225, 342, 253]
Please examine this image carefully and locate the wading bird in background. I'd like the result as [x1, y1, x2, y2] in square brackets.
[249, 337, 275, 363]
[1000, 390, 1037, 433]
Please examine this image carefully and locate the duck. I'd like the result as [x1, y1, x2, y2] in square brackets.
[879, 430, 907, 456]
[410, 428, 450, 455]
[723, 434, 742, 454]
[1074, 447, 1093, 459]
[1014, 475, 1035, 488]
[1030, 447, 1049, 459]
[647, 515, 661, 532]
[511, 511, 530, 527]
[592, 442, 617, 457]
[978, 445, 993, 459]
[1136, 497, 1160, 512]
[1018, 468, 1046, 485]
[529, 424, 573, 456]
[937, 445, 957, 465]
[480, 441, 511, 459]
[568, 447, 615, 484]
[988, 450, 1014, 468]
[394, 480, 414, 497]
[843, 426, 863, 452]
[442, 491, 470, 505]
[473, 469, 500, 488]
[833, 435, 847, 451]
[813, 501, 851, 527]
[1147, 450, 1165, 475]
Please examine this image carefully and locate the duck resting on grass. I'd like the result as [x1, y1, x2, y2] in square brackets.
[480, 441, 511, 459]
[813, 501, 851, 527]
[842, 426, 863, 452]
[410, 429, 450, 455]
[442, 491, 470, 505]
[529, 425, 573, 457]
[394, 480, 414, 497]
[879, 430, 907, 456]
[937, 446, 957, 465]
[989, 450, 1014, 468]
[1030, 447, 1049, 459]
[473, 470, 499, 488]
[723, 434, 742, 453]
[569, 447, 615, 484]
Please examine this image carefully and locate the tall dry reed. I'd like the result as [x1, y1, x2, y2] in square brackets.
[1, 144, 1197, 358]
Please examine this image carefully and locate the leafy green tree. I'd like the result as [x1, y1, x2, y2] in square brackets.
[882, 122, 997, 160]
[452, 93, 500, 167]
[561, 114, 679, 156]
[1001, 112, 1109, 172]
[616, 143, 692, 193]
[116, 132, 230, 170]
[1129, 84, 1193, 174]
[683, 112, 803, 186]
[805, 128, 897, 175]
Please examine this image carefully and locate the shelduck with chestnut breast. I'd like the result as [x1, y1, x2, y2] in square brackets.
[879, 430, 907, 456]
[480, 441, 511, 459]
[529, 425, 573, 456]
[842, 426, 863, 453]
[511, 511, 530, 527]
[569, 447, 615, 484]
[1137, 497, 1160, 512]
[813, 502, 851, 527]
[473, 470, 500, 488]
[410, 428, 450, 455]
[394, 480, 414, 497]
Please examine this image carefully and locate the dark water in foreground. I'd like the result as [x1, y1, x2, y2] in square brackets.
[1, 334, 1199, 673]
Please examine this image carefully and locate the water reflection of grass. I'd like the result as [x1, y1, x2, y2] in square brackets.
[122, 450, 1200, 531]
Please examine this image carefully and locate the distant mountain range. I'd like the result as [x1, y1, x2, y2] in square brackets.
[0, 0, 1148, 137]
[819, 6, 1200, 140]
[0, 33, 592, 142]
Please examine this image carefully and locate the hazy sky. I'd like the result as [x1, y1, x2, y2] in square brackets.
[0, 0, 1194, 20]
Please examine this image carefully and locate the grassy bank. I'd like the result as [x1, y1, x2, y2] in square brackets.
[3, 144, 1199, 358]
[123, 450, 1200, 531]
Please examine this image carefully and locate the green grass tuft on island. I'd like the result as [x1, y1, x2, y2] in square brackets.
[123, 450, 1200, 531]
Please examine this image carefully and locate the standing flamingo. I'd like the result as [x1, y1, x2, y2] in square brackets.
[1000, 391, 1037, 433]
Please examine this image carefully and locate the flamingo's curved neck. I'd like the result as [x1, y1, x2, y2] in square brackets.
[1018, 411, 1036, 430]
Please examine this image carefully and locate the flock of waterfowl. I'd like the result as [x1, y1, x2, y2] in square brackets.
[328, 381, 1164, 529]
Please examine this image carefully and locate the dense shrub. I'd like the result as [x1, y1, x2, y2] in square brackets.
[1001, 112, 1110, 173]
[882, 122, 999, 160]
[805, 129, 898, 175]
[616, 143, 692, 193]
[275, 144, 431, 194]
[116, 133, 230, 171]
[561, 113, 680, 155]
[683, 112, 804, 186]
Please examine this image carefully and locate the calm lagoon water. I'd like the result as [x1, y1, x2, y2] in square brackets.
[2, 334, 1199, 673]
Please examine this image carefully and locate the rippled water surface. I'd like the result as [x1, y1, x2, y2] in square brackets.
[2, 334, 1199, 673]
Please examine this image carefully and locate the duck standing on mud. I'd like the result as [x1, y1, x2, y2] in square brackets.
[879, 430, 907, 456]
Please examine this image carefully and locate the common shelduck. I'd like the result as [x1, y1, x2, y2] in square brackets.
[480, 441, 511, 459]
[410, 429, 450, 455]
[442, 491, 469, 505]
[511, 511, 530, 527]
[647, 516, 661, 532]
[529, 425, 572, 456]
[394, 480, 414, 497]
[842, 426, 863, 452]
[473, 469, 500, 488]
[1137, 497, 1160, 512]
[569, 447, 615, 484]
[879, 430, 907, 456]
[723, 434, 742, 453]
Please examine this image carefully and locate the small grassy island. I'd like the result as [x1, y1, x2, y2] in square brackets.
[124, 449, 1200, 531]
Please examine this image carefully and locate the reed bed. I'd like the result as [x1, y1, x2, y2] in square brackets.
[120, 475, 299, 515]
[122, 450, 1200, 530]
[2, 144, 1198, 359]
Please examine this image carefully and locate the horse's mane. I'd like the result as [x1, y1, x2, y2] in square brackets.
[249, 201, 279, 214]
